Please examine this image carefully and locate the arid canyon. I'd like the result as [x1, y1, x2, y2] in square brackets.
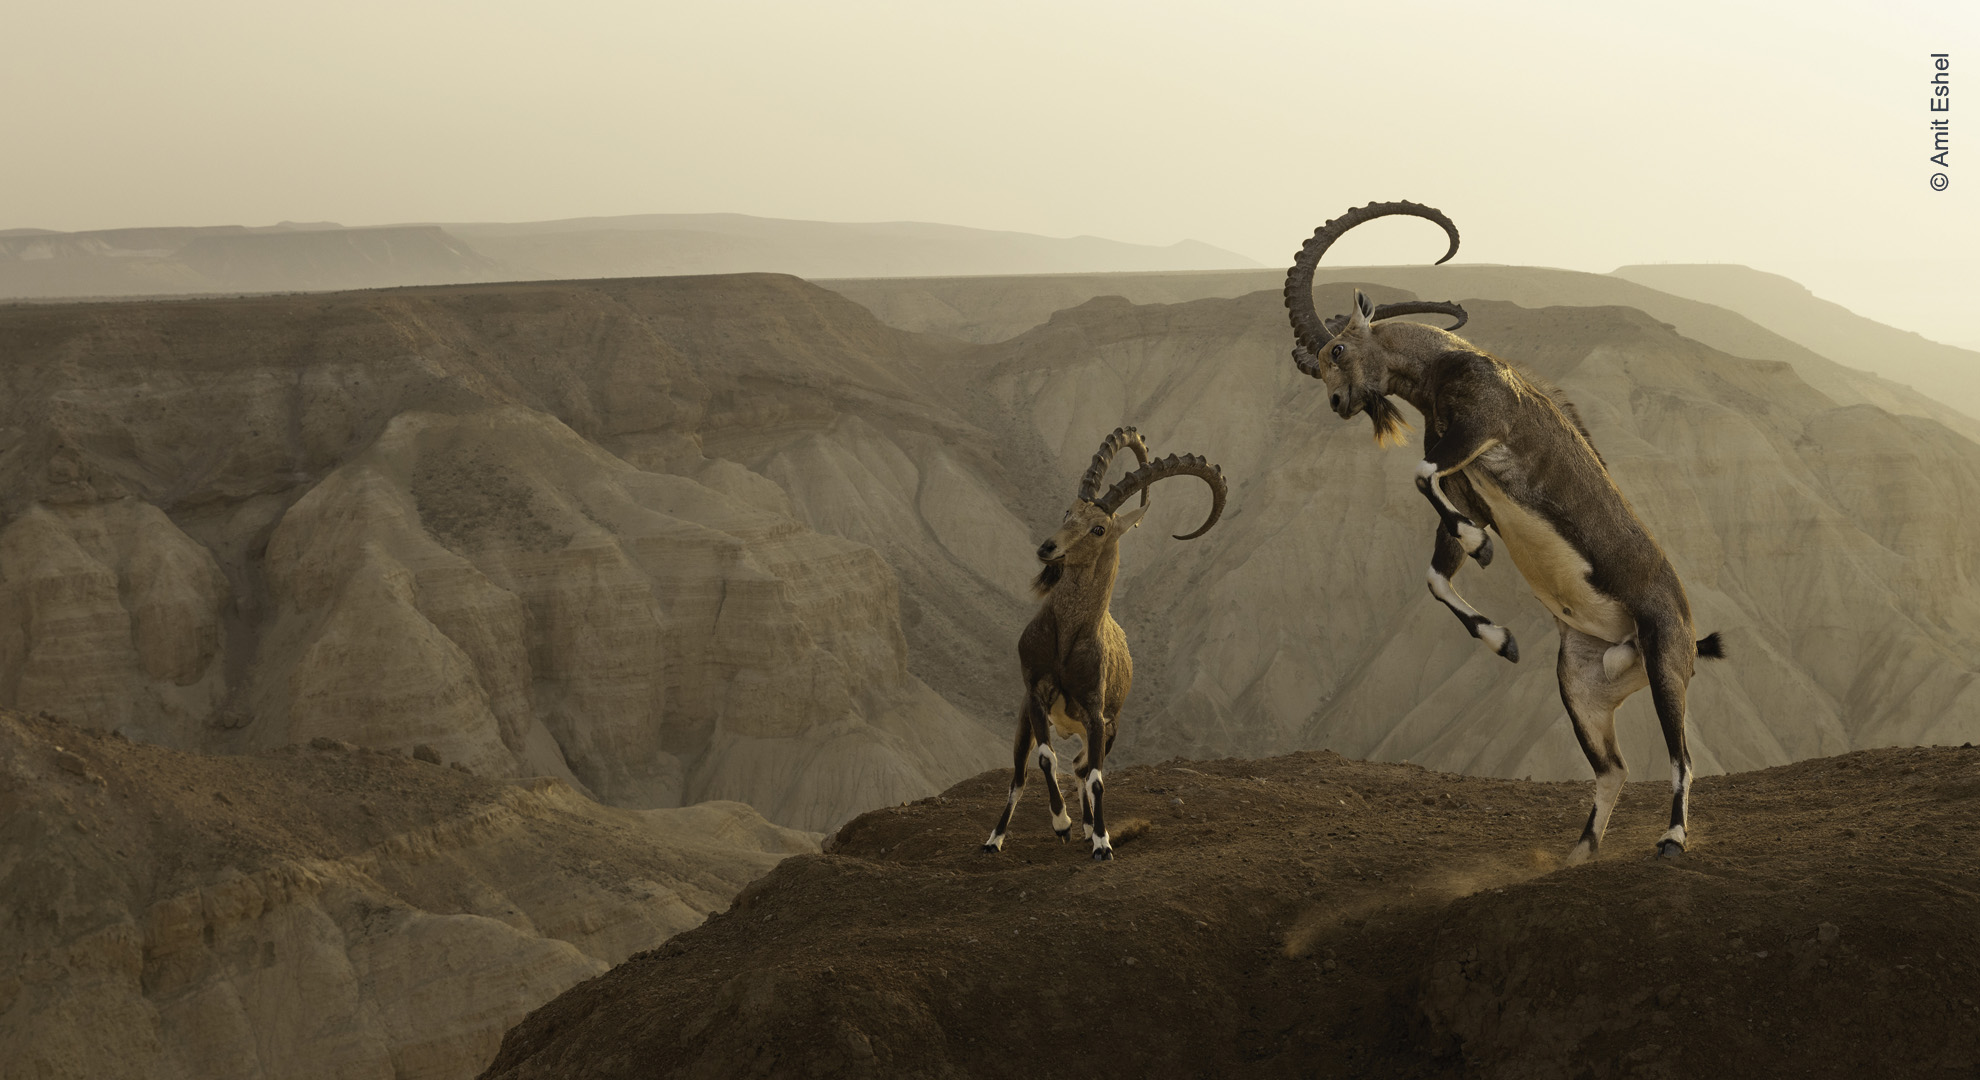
[5, 254, 1978, 1078]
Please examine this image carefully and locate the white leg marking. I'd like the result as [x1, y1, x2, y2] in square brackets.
[983, 784, 1024, 851]
[1428, 569, 1509, 654]
[1041, 744, 1072, 833]
[1603, 641, 1639, 680]
[1660, 757, 1692, 850]
[1085, 770, 1111, 856]
[1456, 521, 1487, 554]
[1417, 462, 1472, 525]
[1426, 569, 1482, 617]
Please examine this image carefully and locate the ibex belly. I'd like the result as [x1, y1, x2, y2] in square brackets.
[1469, 474, 1633, 644]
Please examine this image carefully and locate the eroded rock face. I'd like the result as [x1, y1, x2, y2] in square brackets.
[943, 289, 1980, 777]
[0, 278, 1007, 832]
[0, 499, 230, 746]
[245, 406, 983, 824]
[5, 269, 1978, 831]
[0, 711, 817, 1080]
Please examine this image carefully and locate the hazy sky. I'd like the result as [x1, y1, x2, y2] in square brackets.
[6, 1, 1976, 343]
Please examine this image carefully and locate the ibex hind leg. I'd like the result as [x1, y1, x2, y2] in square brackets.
[1076, 701, 1113, 861]
[982, 704, 1039, 853]
[1557, 620, 1646, 864]
[1070, 730, 1094, 840]
[1643, 625, 1697, 857]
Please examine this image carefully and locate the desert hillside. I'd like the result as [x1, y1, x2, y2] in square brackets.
[1613, 263, 1980, 426]
[6, 271, 1979, 817]
[834, 282, 1980, 777]
[0, 709, 816, 1080]
[0, 274, 1010, 833]
[5, 266, 1980, 1080]
[481, 744, 1980, 1079]
[826, 263, 1980, 444]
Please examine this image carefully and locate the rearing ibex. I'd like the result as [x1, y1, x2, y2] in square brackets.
[981, 427, 1227, 861]
[1284, 201, 1725, 862]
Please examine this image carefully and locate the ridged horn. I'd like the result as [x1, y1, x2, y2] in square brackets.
[1093, 453, 1227, 540]
[1078, 426, 1152, 506]
[1319, 299, 1469, 339]
[1283, 200, 1463, 361]
[1369, 299, 1468, 333]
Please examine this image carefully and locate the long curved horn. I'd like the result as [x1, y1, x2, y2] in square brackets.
[1370, 299, 1468, 333]
[1318, 299, 1469, 339]
[1078, 426, 1152, 505]
[1093, 453, 1227, 540]
[1283, 201, 1462, 359]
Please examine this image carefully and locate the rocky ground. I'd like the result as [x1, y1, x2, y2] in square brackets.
[483, 743, 1980, 1079]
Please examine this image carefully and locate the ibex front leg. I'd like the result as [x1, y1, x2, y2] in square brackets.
[984, 696, 1068, 852]
[1425, 528, 1519, 662]
[1414, 433, 1498, 568]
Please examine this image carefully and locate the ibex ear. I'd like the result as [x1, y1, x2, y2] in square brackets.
[1350, 289, 1375, 331]
[1114, 503, 1151, 532]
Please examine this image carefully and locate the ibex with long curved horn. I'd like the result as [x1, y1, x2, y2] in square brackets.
[1285, 202, 1724, 863]
[981, 427, 1227, 861]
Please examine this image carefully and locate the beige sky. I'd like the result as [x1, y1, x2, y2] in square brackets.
[4, 1, 1975, 344]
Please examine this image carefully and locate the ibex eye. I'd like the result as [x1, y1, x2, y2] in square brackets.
[1090, 525, 1105, 536]
[1331, 343, 1346, 359]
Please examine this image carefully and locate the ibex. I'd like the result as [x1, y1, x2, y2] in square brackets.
[1284, 201, 1725, 862]
[981, 427, 1227, 861]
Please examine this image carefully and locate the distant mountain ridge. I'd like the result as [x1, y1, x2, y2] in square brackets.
[1612, 263, 1980, 434]
[0, 224, 504, 297]
[0, 214, 1259, 300]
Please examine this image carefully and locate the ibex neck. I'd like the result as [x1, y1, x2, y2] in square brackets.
[1374, 321, 1461, 413]
[1047, 556, 1120, 629]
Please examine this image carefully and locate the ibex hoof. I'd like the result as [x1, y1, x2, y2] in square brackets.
[1055, 828, 1071, 844]
[1472, 535, 1494, 567]
[1499, 634, 1520, 664]
[980, 841, 1003, 855]
[1657, 839, 1686, 859]
[1091, 846, 1114, 862]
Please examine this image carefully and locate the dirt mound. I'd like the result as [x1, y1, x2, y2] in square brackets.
[482, 744, 1980, 1079]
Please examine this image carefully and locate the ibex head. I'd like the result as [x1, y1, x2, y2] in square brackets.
[1283, 201, 1470, 447]
[1033, 427, 1228, 595]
